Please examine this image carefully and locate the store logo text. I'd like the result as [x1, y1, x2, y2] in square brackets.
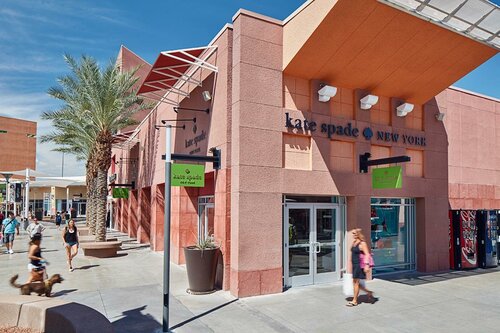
[285, 113, 426, 147]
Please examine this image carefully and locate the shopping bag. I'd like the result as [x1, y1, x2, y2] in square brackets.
[342, 273, 353, 296]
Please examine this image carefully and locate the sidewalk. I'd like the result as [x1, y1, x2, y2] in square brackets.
[1, 223, 500, 333]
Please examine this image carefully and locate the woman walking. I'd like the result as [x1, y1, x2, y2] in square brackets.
[346, 228, 374, 306]
[62, 219, 79, 272]
[26, 234, 47, 283]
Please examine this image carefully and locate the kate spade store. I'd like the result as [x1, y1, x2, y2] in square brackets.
[112, 0, 499, 298]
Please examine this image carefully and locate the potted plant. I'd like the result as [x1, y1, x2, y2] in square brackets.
[184, 235, 220, 294]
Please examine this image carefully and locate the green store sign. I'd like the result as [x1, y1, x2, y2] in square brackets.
[171, 163, 205, 187]
[112, 188, 130, 199]
[372, 166, 402, 189]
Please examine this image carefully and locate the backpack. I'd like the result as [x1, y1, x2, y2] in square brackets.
[55, 215, 62, 223]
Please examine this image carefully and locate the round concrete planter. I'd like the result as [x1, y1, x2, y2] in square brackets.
[184, 246, 220, 294]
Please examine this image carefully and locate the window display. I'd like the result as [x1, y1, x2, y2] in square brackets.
[370, 198, 415, 274]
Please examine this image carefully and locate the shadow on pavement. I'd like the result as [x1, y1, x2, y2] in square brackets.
[52, 288, 78, 297]
[74, 264, 100, 270]
[169, 299, 239, 331]
[377, 267, 500, 286]
[112, 305, 161, 333]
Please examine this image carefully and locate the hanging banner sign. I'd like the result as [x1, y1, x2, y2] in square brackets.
[112, 188, 130, 199]
[372, 166, 402, 189]
[171, 163, 205, 187]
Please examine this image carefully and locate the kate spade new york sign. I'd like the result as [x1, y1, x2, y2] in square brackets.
[285, 113, 426, 147]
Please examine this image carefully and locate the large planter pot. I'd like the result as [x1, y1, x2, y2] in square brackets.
[184, 246, 220, 294]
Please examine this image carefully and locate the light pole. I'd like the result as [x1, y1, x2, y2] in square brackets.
[61, 152, 65, 177]
[155, 119, 192, 333]
[163, 124, 172, 333]
[24, 169, 30, 220]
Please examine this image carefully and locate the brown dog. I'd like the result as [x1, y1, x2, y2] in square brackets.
[10, 274, 64, 297]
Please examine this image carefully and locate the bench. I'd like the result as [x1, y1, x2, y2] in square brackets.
[80, 241, 122, 258]
[0, 295, 114, 333]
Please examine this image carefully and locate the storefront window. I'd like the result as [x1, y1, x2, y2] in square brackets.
[198, 196, 215, 243]
[370, 198, 416, 274]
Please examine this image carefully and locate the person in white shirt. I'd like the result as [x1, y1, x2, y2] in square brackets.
[26, 218, 46, 240]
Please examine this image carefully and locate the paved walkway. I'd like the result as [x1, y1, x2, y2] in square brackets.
[1, 223, 500, 333]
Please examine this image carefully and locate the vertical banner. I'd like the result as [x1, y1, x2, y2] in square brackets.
[50, 186, 56, 216]
[372, 166, 402, 189]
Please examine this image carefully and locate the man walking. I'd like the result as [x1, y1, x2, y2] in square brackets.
[1, 212, 20, 254]
[26, 217, 45, 239]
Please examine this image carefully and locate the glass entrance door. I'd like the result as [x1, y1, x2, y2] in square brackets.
[285, 204, 340, 287]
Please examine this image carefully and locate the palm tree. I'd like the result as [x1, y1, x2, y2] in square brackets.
[40, 106, 99, 234]
[42, 54, 147, 241]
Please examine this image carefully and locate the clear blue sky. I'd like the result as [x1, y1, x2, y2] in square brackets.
[0, 0, 498, 176]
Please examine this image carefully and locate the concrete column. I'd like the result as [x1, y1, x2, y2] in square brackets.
[230, 12, 284, 297]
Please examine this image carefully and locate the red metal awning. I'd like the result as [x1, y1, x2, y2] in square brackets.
[112, 130, 139, 150]
[137, 46, 218, 106]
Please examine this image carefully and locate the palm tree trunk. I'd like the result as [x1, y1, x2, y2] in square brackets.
[95, 169, 108, 241]
[94, 132, 113, 242]
[86, 150, 99, 235]
[87, 180, 97, 235]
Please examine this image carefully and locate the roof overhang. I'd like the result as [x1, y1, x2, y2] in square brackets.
[283, 0, 499, 104]
[137, 46, 218, 106]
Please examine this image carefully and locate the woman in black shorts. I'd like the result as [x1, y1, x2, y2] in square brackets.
[62, 219, 79, 272]
[346, 228, 374, 306]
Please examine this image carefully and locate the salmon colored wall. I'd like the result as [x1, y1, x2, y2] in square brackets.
[438, 88, 500, 209]
[231, 11, 284, 297]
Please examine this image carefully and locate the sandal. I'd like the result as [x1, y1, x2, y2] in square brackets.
[346, 301, 358, 307]
[367, 292, 376, 303]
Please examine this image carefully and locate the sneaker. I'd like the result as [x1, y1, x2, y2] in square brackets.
[8, 249, 13, 254]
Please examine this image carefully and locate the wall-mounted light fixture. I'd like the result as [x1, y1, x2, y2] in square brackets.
[360, 95, 379, 110]
[173, 107, 210, 114]
[318, 84, 337, 102]
[435, 112, 445, 121]
[202, 91, 212, 102]
[396, 103, 414, 117]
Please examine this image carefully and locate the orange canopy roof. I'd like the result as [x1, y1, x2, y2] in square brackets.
[283, 0, 498, 104]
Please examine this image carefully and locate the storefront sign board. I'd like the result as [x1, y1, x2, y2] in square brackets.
[372, 166, 402, 189]
[112, 188, 129, 199]
[171, 163, 205, 187]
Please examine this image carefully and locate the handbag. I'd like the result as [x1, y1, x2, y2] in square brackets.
[342, 273, 353, 296]
[359, 251, 375, 268]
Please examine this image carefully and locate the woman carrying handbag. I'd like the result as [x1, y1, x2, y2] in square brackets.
[346, 228, 375, 307]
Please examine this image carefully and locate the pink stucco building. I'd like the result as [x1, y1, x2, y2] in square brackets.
[111, 0, 500, 297]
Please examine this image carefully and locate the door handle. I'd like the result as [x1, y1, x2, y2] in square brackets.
[316, 242, 321, 254]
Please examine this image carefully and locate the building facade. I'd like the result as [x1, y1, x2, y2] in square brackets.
[0, 116, 36, 173]
[112, 0, 500, 297]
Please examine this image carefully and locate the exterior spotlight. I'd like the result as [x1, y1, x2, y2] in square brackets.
[435, 112, 445, 121]
[360, 95, 379, 110]
[202, 90, 212, 102]
[396, 103, 414, 117]
[318, 84, 337, 103]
